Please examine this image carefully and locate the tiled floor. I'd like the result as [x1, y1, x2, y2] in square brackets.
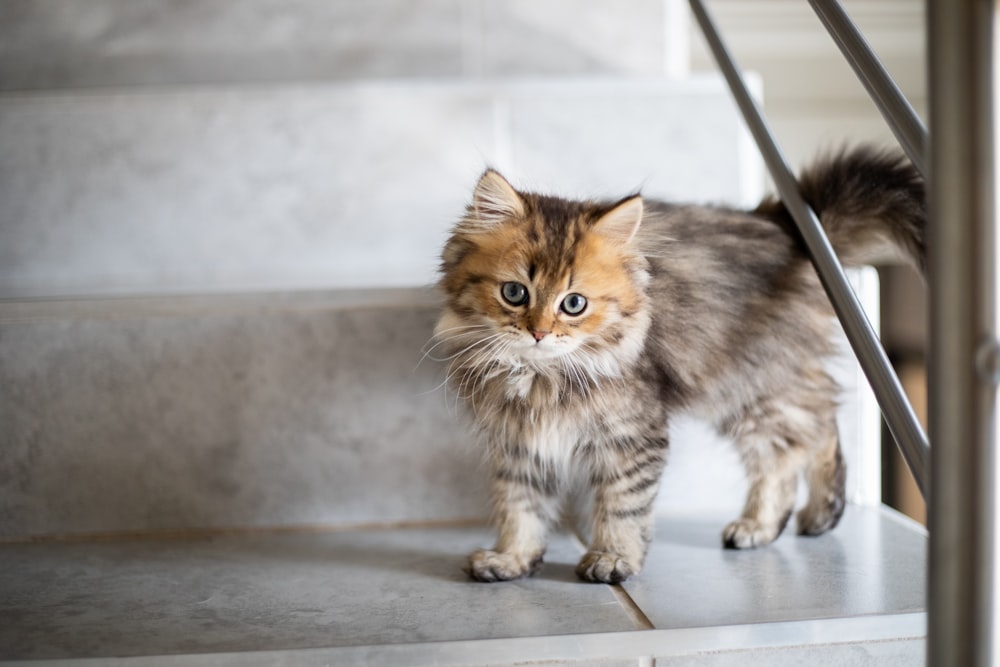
[0, 505, 926, 666]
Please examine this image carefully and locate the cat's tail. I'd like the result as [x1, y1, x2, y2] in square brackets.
[754, 146, 926, 273]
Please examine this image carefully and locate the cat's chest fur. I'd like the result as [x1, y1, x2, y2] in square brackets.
[473, 363, 659, 465]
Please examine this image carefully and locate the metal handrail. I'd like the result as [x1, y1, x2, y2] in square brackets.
[690, 0, 1000, 664]
[806, 0, 928, 177]
[925, 2, 997, 665]
[688, 0, 930, 499]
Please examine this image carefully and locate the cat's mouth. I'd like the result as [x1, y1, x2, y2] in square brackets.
[515, 338, 575, 362]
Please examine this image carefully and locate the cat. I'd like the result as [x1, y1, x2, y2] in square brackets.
[433, 146, 924, 584]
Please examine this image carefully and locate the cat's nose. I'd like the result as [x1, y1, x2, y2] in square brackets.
[531, 330, 550, 342]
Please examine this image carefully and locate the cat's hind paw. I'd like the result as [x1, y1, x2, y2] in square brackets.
[575, 550, 637, 584]
[465, 549, 543, 582]
[796, 495, 845, 536]
[721, 517, 785, 549]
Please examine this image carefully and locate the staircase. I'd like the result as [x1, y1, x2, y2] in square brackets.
[0, 1, 926, 664]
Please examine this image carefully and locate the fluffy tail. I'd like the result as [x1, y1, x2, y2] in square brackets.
[755, 146, 926, 273]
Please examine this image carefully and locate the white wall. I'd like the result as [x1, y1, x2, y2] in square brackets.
[686, 0, 928, 355]
[687, 0, 926, 170]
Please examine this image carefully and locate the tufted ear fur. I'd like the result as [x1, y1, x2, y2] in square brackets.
[593, 195, 644, 244]
[469, 169, 525, 229]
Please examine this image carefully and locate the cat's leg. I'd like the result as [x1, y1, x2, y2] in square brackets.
[796, 416, 846, 536]
[722, 446, 801, 549]
[721, 399, 813, 549]
[577, 438, 668, 583]
[467, 461, 557, 582]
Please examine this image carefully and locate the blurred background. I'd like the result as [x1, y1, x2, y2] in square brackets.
[0, 0, 926, 533]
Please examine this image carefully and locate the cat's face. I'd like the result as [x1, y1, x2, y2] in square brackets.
[435, 170, 651, 375]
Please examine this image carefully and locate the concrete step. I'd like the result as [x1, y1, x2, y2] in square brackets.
[0, 506, 926, 665]
[1, 282, 879, 542]
[0, 288, 482, 539]
[0, 77, 760, 298]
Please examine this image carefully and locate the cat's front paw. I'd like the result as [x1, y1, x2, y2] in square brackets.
[575, 550, 638, 583]
[466, 549, 543, 582]
[722, 518, 782, 549]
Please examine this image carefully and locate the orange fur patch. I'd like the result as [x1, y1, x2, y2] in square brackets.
[443, 211, 643, 347]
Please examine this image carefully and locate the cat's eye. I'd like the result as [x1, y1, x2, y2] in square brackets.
[500, 282, 529, 306]
[561, 293, 588, 315]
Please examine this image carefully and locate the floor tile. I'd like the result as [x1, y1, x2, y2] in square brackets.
[623, 505, 926, 629]
[0, 524, 634, 660]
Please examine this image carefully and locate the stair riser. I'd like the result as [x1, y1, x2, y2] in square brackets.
[0, 0, 677, 90]
[0, 278, 878, 540]
[0, 79, 756, 298]
[0, 297, 488, 539]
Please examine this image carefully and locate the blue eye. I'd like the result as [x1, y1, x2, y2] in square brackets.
[501, 282, 529, 306]
[561, 293, 588, 315]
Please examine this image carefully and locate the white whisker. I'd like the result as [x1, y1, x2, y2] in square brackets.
[418, 329, 508, 396]
[416, 324, 493, 368]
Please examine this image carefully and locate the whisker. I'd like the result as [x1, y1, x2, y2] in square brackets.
[447, 335, 510, 397]
[418, 331, 509, 396]
[416, 324, 493, 368]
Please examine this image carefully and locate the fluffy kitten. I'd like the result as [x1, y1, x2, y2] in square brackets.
[434, 147, 924, 584]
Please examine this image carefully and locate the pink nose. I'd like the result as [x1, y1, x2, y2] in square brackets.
[531, 330, 550, 342]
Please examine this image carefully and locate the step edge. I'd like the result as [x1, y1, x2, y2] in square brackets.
[0, 73, 739, 101]
[0, 285, 443, 323]
[1, 613, 926, 666]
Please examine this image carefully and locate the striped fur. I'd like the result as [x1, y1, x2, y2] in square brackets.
[435, 147, 925, 583]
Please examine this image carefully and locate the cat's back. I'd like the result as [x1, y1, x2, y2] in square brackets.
[637, 200, 835, 411]
[641, 200, 816, 324]
[642, 200, 802, 274]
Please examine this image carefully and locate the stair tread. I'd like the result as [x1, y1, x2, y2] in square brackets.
[0, 505, 926, 664]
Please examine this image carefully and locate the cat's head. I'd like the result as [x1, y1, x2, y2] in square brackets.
[435, 169, 651, 378]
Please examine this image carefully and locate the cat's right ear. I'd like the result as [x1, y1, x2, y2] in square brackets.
[470, 169, 525, 228]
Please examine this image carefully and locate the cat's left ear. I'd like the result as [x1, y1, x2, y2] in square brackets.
[593, 195, 643, 244]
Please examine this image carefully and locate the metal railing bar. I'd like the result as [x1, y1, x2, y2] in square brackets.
[806, 0, 928, 177]
[926, 0, 998, 664]
[688, 0, 930, 499]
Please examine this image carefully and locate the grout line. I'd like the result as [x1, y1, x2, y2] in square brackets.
[0, 517, 487, 545]
[567, 525, 656, 631]
[610, 584, 657, 631]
